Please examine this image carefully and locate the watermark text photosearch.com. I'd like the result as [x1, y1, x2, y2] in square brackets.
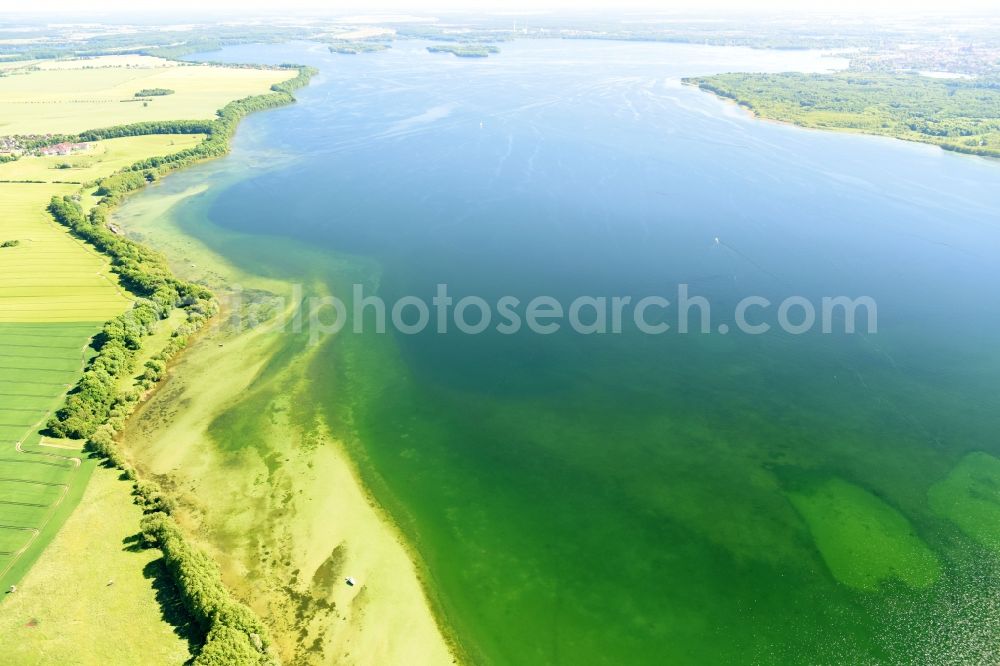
[211, 283, 878, 344]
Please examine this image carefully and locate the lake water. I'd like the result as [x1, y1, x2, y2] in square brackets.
[136, 40, 1000, 663]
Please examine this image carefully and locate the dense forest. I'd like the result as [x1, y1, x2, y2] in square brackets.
[685, 72, 1000, 158]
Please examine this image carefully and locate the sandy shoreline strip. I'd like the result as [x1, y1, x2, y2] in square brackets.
[114, 183, 457, 664]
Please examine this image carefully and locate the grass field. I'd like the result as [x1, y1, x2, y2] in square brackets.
[0, 466, 193, 664]
[0, 55, 293, 135]
[0, 183, 129, 323]
[0, 60, 41, 72]
[0, 321, 96, 586]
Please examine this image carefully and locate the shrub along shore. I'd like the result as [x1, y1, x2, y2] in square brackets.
[39, 64, 316, 666]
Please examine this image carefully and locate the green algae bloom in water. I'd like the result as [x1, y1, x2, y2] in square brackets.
[789, 478, 940, 591]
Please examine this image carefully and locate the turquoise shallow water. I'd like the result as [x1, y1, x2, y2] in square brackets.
[133, 40, 1000, 663]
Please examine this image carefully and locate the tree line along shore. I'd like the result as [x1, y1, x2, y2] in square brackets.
[2, 63, 315, 665]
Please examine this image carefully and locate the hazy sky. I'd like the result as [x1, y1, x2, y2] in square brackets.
[10, 0, 1000, 15]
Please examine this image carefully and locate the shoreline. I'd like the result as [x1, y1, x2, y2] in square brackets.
[109, 129, 459, 663]
[25, 53, 456, 661]
[684, 79, 1000, 162]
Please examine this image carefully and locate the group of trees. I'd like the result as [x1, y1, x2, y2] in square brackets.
[77, 120, 214, 141]
[94, 170, 148, 197]
[49, 194, 207, 311]
[685, 72, 1000, 157]
[46, 196, 215, 439]
[134, 88, 175, 97]
[41, 65, 317, 665]
[48, 63, 317, 438]
[140, 513, 277, 665]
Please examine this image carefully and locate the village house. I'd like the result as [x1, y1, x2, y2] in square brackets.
[38, 142, 89, 157]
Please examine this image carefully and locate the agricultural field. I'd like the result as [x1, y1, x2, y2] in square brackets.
[0, 59, 41, 72]
[0, 55, 293, 135]
[0, 320, 95, 586]
[0, 466, 193, 664]
[0, 183, 130, 324]
[0, 181, 128, 590]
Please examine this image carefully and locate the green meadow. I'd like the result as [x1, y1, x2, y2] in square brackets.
[0, 183, 130, 324]
[0, 466, 193, 664]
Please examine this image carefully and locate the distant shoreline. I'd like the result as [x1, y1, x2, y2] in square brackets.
[684, 75, 1000, 161]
